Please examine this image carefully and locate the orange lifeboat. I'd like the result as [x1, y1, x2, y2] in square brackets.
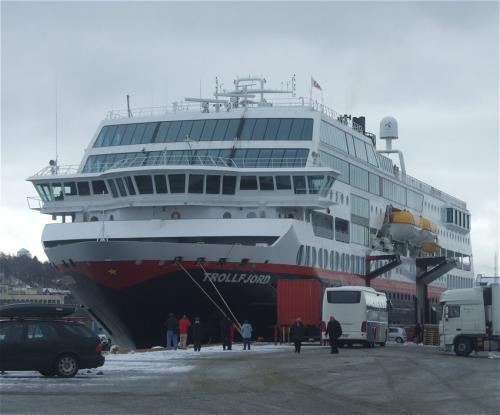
[414, 216, 437, 245]
[383, 209, 418, 242]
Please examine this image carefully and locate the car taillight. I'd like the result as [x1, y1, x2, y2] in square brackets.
[361, 321, 367, 333]
[96, 342, 102, 353]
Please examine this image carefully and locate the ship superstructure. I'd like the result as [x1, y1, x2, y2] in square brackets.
[27, 76, 474, 348]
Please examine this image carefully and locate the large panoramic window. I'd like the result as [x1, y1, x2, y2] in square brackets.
[93, 118, 313, 147]
[168, 174, 186, 193]
[134, 175, 154, 194]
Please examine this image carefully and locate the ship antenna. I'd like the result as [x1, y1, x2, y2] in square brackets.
[126, 94, 133, 118]
[55, 78, 58, 167]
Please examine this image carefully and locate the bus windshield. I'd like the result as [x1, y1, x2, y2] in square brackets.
[327, 291, 361, 304]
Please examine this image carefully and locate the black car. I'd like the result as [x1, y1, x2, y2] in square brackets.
[0, 304, 105, 377]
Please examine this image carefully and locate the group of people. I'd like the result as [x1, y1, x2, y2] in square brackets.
[165, 313, 343, 354]
[290, 316, 343, 354]
[164, 314, 253, 352]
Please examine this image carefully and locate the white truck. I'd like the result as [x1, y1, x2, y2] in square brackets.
[439, 283, 500, 356]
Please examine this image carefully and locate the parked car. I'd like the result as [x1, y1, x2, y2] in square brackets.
[388, 327, 407, 343]
[0, 304, 105, 377]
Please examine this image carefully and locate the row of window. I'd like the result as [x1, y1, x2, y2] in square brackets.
[446, 208, 470, 230]
[93, 118, 314, 147]
[446, 274, 473, 289]
[296, 245, 367, 274]
[310, 215, 369, 246]
[37, 173, 329, 201]
[319, 151, 424, 211]
[82, 148, 310, 173]
[320, 120, 379, 166]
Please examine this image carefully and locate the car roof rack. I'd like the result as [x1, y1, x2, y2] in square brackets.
[0, 303, 77, 319]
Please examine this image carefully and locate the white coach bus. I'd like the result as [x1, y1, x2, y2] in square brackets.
[322, 286, 388, 347]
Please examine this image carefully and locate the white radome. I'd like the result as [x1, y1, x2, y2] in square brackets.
[380, 116, 399, 140]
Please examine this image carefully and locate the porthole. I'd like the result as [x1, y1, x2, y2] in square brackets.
[346, 196, 349, 206]
[90, 216, 99, 222]
[223, 211, 232, 219]
[246, 212, 257, 218]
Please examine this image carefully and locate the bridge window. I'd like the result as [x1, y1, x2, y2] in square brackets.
[92, 180, 108, 195]
[154, 175, 168, 194]
[115, 178, 128, 197]
[77, 182, 90, 196]
[124, 177, 136, 195]
[200, 119, 217, 141]
[168, 174, 186, 193]
[259, 176, 274, 191]
[293, 176, 306, 194]
[240, 176, 258, 190]
[51, 183, 64, 200]
[206, 175, 221, 194]
[166, 121, 182, 142]
[134, 175, 154, 194]
[63, 182, 77, 196]
[275, 175, 291, 190]
[222, 176, 236, 195]
[107, 180, 119, 198]
[188, 174, 204, 193]
[307, 175, 324, 194]
[131, 123, 147, 145]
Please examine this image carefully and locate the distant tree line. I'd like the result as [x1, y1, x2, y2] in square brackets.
[0, 253, 61, 288]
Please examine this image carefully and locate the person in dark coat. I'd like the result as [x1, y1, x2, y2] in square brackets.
[290, 317, 305, 354]
[191, 317, 204, 352]
[414, 323, 422, 343]
[326, 316, 343, 354]
[164, 313, 179, 350]
[220, 317, 231, 350]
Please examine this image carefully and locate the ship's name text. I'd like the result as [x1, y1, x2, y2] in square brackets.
[202, 272, 271, 285]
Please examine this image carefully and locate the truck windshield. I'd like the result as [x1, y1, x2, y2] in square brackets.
[327, 291, 361, 304]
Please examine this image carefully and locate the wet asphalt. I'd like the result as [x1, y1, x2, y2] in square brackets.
[1, 343, 499, 414]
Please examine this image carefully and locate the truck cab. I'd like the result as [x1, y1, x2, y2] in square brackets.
[439, 284, 499, 356]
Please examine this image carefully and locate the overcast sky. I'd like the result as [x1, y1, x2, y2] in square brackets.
[1, 1, 498, 276]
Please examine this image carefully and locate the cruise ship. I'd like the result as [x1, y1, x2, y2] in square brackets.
[27, 76, 474, 349]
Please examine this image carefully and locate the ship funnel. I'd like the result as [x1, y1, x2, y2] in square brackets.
[380, 116, 398, 150]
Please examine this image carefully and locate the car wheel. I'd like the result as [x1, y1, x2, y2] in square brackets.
[39, 370, 56, 377]
[54, 354, 79, 378]
[454, 337, 472, 357]
[396, 337, 403, 343]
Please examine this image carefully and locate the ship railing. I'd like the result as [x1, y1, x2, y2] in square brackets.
[106, 97, 364, 135]
[32, 165, 81, 177]
[98, 155, 310, 172]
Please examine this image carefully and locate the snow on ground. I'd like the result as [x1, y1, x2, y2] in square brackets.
[102, 343, 293, 374]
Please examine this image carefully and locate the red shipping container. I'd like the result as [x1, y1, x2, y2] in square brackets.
[277, 279, 323, 326]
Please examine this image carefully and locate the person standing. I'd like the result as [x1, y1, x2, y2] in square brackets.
[228, 320, 235, 351]
[414, 323, 422, 343]
[326, 316, 343, 354]
[241, 320, 253, 350]
[290, 317, 305, 354]
[220, 316, 231, 350]
[165, 313, 179, 350]
[192, 317, 203, 352]
[178, 315, 192, 349]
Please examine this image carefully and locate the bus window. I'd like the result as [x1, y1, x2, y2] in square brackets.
[327, 291, 361, 304]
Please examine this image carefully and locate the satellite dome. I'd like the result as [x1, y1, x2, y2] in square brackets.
[380, 116, 398, 140]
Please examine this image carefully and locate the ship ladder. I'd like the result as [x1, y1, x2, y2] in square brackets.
[174, 261, 242, 335]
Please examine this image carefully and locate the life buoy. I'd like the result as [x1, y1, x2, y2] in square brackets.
[171, 211, 181, 220]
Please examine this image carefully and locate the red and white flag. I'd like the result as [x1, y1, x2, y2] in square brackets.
[311, 77, 322, 91]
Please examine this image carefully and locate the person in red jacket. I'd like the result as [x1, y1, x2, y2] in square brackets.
[178, 315, 192, 349]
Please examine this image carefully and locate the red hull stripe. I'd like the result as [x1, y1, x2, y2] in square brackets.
[63, 260, 445, 299]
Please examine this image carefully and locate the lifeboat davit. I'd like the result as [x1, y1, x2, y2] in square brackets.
[383, 210, 419, 242]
